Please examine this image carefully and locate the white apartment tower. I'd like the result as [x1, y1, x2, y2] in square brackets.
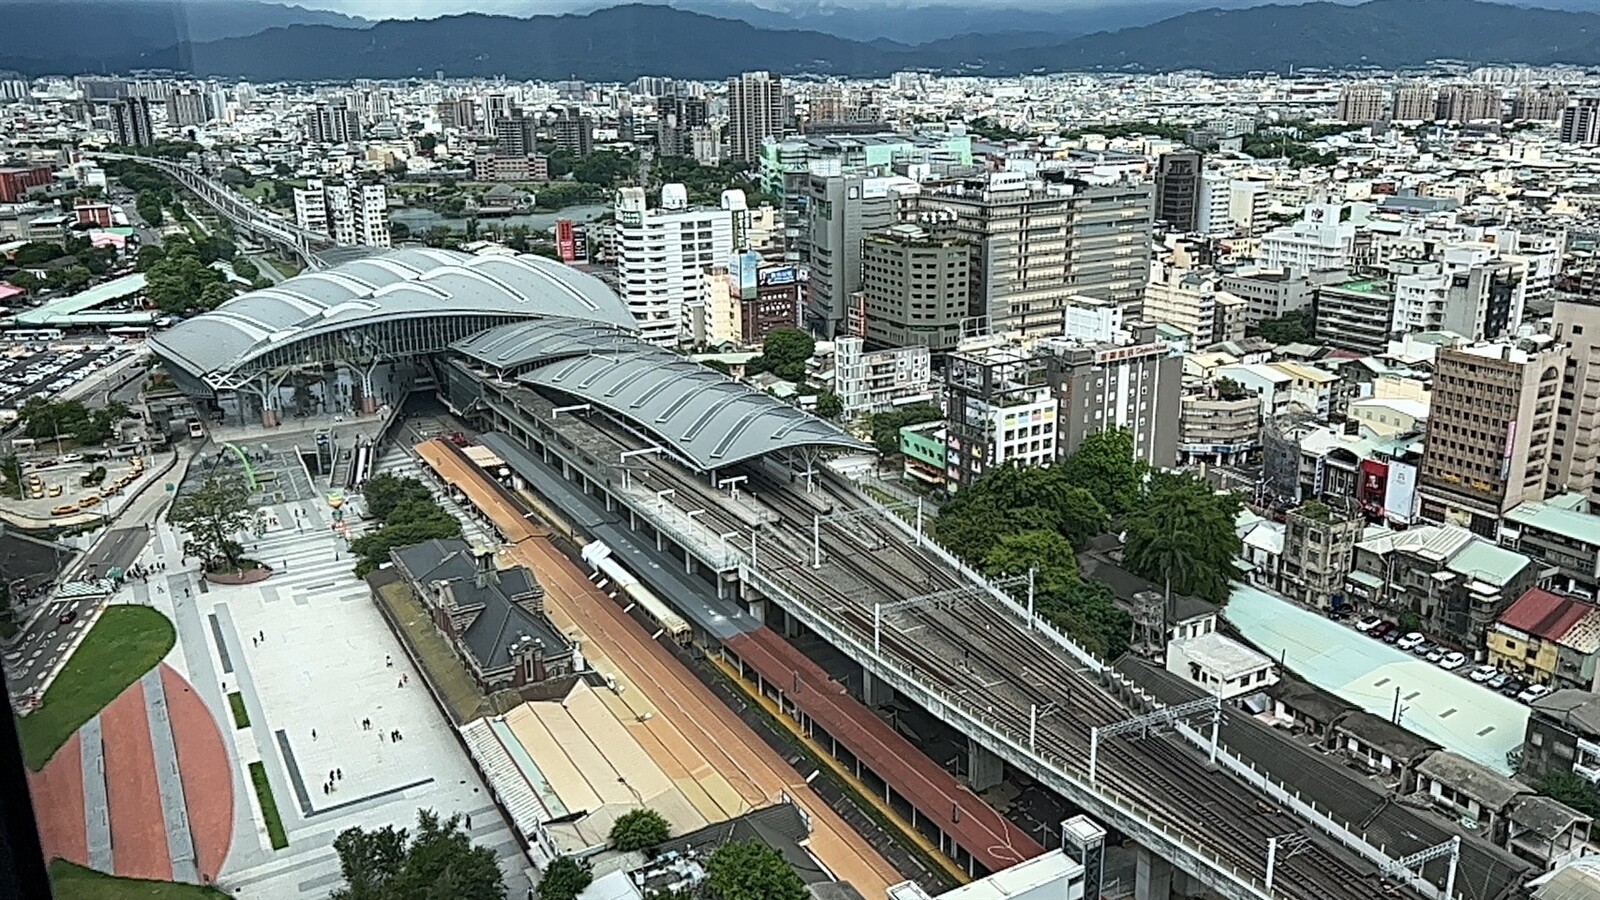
[615, 184, 734, 347]
[727, 71, 786, 163]
[293, 178, 390, 249]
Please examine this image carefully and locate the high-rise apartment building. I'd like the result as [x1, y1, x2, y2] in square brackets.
[1560, 98, 1600, 144]
[727, 71, 786, 163]
[293, 178, 390, 249]
[550, 106, 593, 157]
[166, 88, 208, 127]
[436, 98, 478, 131]
[859, 223, 969, 353]
[656, 95, 708, 158]
[908, 172, 1153, 338]
[615, 184, 734, 347]
[1549, 276, 1600, 504]
[800, 171, 916, 338]
[1418, 339, 1568, 536]
[1335, 85, 1387, 125]
[494, 111, 538, 158]
[1141, 262, 1247, 347]
[1512, 86, 1570, 121]
[1154, 151, 1202, 232]
[1195, 175, 1268, 236]
[1392, 83, 1439, 122]
[109, 97, 154, 147]
[307, 100, 361, 143]
[1435, 85, 1502, 122]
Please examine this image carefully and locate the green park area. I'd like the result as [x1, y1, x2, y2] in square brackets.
[49, 861, 231, 900]
[19, 606, 176, 770]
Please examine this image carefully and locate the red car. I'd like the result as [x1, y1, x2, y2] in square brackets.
[57, 609, 77, 625]
[1369, 621, 1395, 639]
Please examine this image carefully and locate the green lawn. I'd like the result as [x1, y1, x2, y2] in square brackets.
[227, 692, 249, 729]
[48, 860, 232, 899]
[19, 606, 176, 771]
[249, 761, 288, 849]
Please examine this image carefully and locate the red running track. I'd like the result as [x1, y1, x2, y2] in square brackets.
[161, 664, 233, 881]
[100, 681, 172, 881]
[27, 732, 87, 867]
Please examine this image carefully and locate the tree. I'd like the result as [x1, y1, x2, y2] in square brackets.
[363, 474, 435, 521]
[704, 840, 806, 900]
[864, 403, 942, 457]
[233, 257, 260, 280]
[169, 473, 263, 573]
[1214, 377, 1249, 401]
[813, 391, 843, 420]
[537, 855, 592, 900]
[1249, 309, 1313, 345]
[1535, 772, 1600, 817]
[136, 189, 164, 226]
[609, 809, 671, 851]
[754, 328, 815, 382]
[350, 498, 462, 578]
[135, 244, 166, 272]
[45, 265, 92, 293]
[1123, 472, 1242, 604]
[331, 809, 505, 900]
[199, 280, 237, 310]
[5, 270, 41, 294]
[0, 455, 22, 499]
[1061, 428, 1148, 517]
[19, 398, 127, 444]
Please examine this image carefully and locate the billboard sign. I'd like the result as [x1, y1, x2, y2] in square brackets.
[555, 219, 577, 262]
[1384, 461, 1418, 525]
[759, 265, 801, 287]
[734, 251, 761, 301]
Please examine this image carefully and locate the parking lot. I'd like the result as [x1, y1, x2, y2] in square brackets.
[7, 455, 153, 524]
[0, 339, 136, 417]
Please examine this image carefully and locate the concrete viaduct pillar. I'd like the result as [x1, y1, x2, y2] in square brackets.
[1135, 846, 1173, 900]
[966, 737, 1003, 792]
[861, 669, 892, 708]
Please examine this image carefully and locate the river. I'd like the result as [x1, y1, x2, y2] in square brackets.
[389, 203, 610, 234]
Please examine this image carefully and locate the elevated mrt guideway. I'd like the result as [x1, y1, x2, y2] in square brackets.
[455, 365, 1525, 900]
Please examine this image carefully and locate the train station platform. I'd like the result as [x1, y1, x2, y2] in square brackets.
[478, 431, 758, 642]
[724, 627, 1044, 877]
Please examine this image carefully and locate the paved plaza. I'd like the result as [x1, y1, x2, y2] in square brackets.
[1227, 584, 1528, 773]
[31, 455, 535, 898]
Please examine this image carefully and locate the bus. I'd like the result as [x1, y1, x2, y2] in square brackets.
[4, 329, 64, 342]
[107, 326, 150, 339]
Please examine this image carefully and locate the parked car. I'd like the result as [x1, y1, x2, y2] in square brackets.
[1425, 648, 1446, 663]
[1383, 629, 1402, 644]
[1488, 673, 1511, 690]
[1438, 652, 1467, 671]
[1397, 632, 1426, 651]
[1411, 641, 1436, 657]
[1468, 665, 1498, 683]
[1501, 678, 1529, 697]
[1519, 684, 1554, 704]
[1356, 615, 1383, 633]
[1370, 621, 1395, 639]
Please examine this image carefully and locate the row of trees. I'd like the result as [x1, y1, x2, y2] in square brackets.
[19, 398, 129, 445]
[3, 235, 123, 296]
[1248, 308, 1313, 345]
[540, 838, 805, 900]
[351, 475, 462, 577]
[932, 429, 1242, 658]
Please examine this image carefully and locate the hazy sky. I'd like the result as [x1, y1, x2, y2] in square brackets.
[291, 0, 1235, 19]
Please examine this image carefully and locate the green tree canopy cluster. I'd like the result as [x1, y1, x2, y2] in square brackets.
[967, 117, 1031, 142]
[1536, 772, 1600, 818]
[745, 328, 814, 383]
[1123, 471, 1243, 604]
[609, 808, 671, 851]
[19, 398, 128, 444]
[169, 473, 263, 573]
[351, 477, 461, 578]
[653, 156, 774, 206]
[141, 236, 235, 314]
[331, 809, 505, 900]
[704, 840, 807, 900]
[537, 855, 592, 900]
[232, 257, 260, 281]
[1062, 122, 1191, 142]
[1247, 308, 1313, 345]
[1238, 132, 1339, 168]
[865, 403, 942, 456]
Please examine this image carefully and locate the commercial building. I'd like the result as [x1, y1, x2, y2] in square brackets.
[833, 336, 933, 417]
[550, 105, 593, 157]
[1418, 339, 1568, 535]
[387, 539, 575, 694]
[293, 178, 390, 249]
[615, 184, 734, 347]
[1178, 393, 1260, 467]
[1501, 494, 1600, 599]
[1550, 295, 1600, 504]
[0, 166, 53, 203]
[1194, 176, 1268, 237]
[1219, 267, 1332, 326]
[1346, 524, 1539, 647]
[942, 342, 1058, 486]
[696, 259, 804, 348]
[1154, 151, 1202, 232]
[727, 71, 786, 163]
[306, 99, 361, 143]
[1313, 278, 1396, 357]
[1559, 98, 1600, 145]
[859, 223, 969, 353]
[1335, 85, 1388, 125]
[109, 97, 154, 147]
[909, 172, 1153, 337]
[1488, 588, 1600, 691]
[800, 171, 915, 338]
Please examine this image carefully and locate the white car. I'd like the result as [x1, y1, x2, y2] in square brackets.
[1397, 632, 1426, 651]
[1468, 665, 1497, 683]
[1438, 651, 1467, 671]
[1356, 615, 1383, 633]
[1519, 684, 1554, 704]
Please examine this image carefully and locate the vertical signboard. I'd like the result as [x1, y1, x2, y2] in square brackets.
[555, 219, 577, 262]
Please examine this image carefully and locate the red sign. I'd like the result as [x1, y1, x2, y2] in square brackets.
[1357, 459, 1388, 515]
[555, 219, 577, 262]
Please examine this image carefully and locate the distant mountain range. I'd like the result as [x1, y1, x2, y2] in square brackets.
[10, 0, 1600, 81]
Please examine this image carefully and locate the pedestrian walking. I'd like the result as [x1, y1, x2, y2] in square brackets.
[336, 768, 342, 780]
[259, 630, 264, 641]
[465, 815, 472, 829]
[312, 728, 317, 740]
[385, 654, 392, 667]
[398, 678, 403, 689]
[322, 783, 328, 796]
[380, 731, 386, 742]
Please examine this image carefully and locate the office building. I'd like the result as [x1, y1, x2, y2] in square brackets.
[1561, 98, 1600, 144]
[1197, 176, 1269, 237]
[1220, 267, 1331, 326]
[615, 184, 734, 347]
[909, 172, 1153, 338]
[166, 88, 208, 127]
[1142, 263, 1247, 347]
[494, 111, 538, 158]
[727, 71, 786, 163]
[109, 97, 154, 147]
[1393, 83, 1439, 121]
[1154, 151, 1202, 232]
[551, 106, 592, 157]
[1313, 277, 1396, 356]
[697, 259, 804, 347]
[1335, 85, 1387, 125]
[800, 171, 916, 338]
[1418, 339, 1568, 535]
[656, 95, 707, 158]
[293, 178, 390, 249]
[833, 336, 934, 416]
[1436, 85, 1502, 122]
[859, 223, 969, 354]
[1513, 86, 1570, 121]
[307, 99, 361, 143]
[472, 154, 548, 183]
